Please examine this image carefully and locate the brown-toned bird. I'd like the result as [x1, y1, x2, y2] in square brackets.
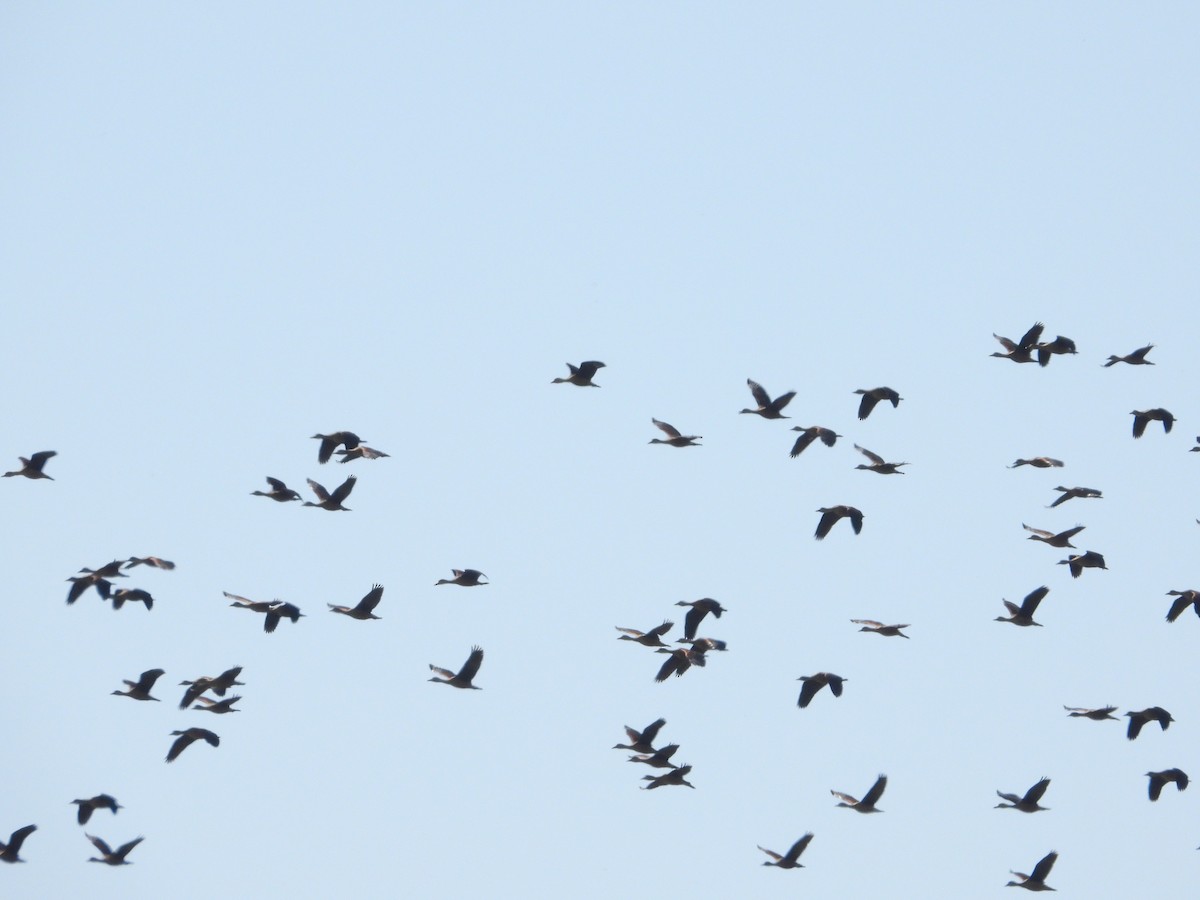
[1064, 705, 1118, 721]
[329, 584, 384, 620]
[3, 450, 56, 480]
[112, 668, 166, 702]
[436, 568, 488, 587]
[1125, 707, 1174, 741]
[552, 361, 606, 387]
[1104, 344, 1154, 366]
[740, 379, 795, 419]
[995, 586, 1049, 627]
[428, 646, 484, 689]
[165, 728, 219, 762]
[1048, 485, 1101, 508]
[991, 323, 1043, 364]
[853, 444, 907, 474]
[304, 475, 355, 511]
[815, 506, 863, 539]
[86, 833, 143, 865]
[178, 667, 244, 709]
[1131, 408, 1174, 438]
[851, 619, 910, 638]
[312, 431, 363, 464]
[251, 477, 302, 502]
[1036, 335, 1077, 366]
[1009, 457, 1064, 469]
[1058, 550, 1106, 579]
[797, 672, 847, 708]
[0, 825, 37, 863]
[613, 718, 667, 754]
[335, 445, 390, 462]
[616, 621, 673, 648]
[111, 588, 154, 611]
[649, 419, 701, 447]
[788, 425, 841, 458]
[996, 777, 1051, 813]
[674, 598, 725, 640]
[1023, 524, 1084, 549]
[832, 774, 886, 813]
[641, 765, 694, 790]
[124, 556, 175, 571]
[853, 387, 902, 420]
[1146, 768, 1188, 801]
[1006, 850, 1057, 892]
[759, 833, 814, 869]
[627, 743, 679, 769]
[71, 795, 121, 826]
[1166, 589, 1200, 623]
[192, 696, 241, 714]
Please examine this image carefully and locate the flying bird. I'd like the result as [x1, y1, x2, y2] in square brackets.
[674, 598, 726, 640]
[851, 619, 910, 638]
[1057, 550, 1106, 579]
[788, 425, 841, 458]
[1104, 344, 1154, 366]
[165, 728, 219, 762]
[1023, 524, 1085, 549]
[995, 586, 1049, 627]
[3, 450, 56, 480]
[111, 588, 154, 611]
[552, 361, 606, 387]
[654, 648, 698, 682]
[225, 593, 303, 633]
[1009, 457, 1063, 469]
[641, 765, 694, 790]
[739, 379, 795, 419]
[435, 568, 488, 586]
[832, 774, 886, 813]
[627, 743, 679, 769]
[991, 323, 1044, 363]
[192, 695, 241, 714]
[996, 778, 1051, 813]
[111, 668, 166, 702]
[797, 672, 847, 708]
[1146, 768, 1188, 801]
[853, 387, 902, 420]
[251, 477, 302, 502]
[759, 833, 814, 869]
[649, 419, 701, 447]
[335, 445, 390, 462]
[1063, 705, 1118, 721]
[124, 556, 175, 570]
[312, 431, 363, 464]
[1131, 408, 1174, 438]
[71, 795, 121, 826]
[1165, 589, 1200, 623]
[0, 825, 37, 863]
[1047, 485, 1101, 508]
[616, 621, 673, 648]
[178, 667, 244, 709]
[1125, 707, 1174, 741]
[304, 475, 356, 511]
[86, 834, 143, 865]
[1006, 850, 1057, 892]
[1036, 334, 1077, 366]
[329, 583, 384, 620]
[428, 646, 484, 689]
[852, 444, 908, 474]
[66, 560, 126, 605]
[613, 718, 667, 754]
[814, 506, 863, 539]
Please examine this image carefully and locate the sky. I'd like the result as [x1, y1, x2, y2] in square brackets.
[2, 2, 1199, 897]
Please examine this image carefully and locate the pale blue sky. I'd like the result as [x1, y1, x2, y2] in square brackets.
[3, 3, 1198, 897]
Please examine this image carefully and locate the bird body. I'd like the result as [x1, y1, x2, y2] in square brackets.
[613, 718, 667, 754]
[1010, 457, 1063, 469]
[1146, 768, 1188, 801]
[627, 743, 679, 769]
[1166, 589, 1200, 623]
[832, 774, 886, 813]
[1125, 706, 1173, 740]
[435, 568, 487, 586]
[1058, 550, 1106, 579]
[112, 668, 166, 701]
[552, 361, 606, 387]
[1007, 850, 1057, 891]
[335, 445, 389, 462]
[429, 646, 484, 689]
[649, 418, 701, 446]
[996, 586, 1049, 627]
[996, 778, 1050, 813]
[166, 728, 219, 762]
[759, 833, 813, 869]
[1131, 408, 1174, 438]
[72, 794, 121, 826]
[124, 556, 175, 570]
[853, 387, 902, 420]
[111, 588, 154, 611]
[788, 425, 840, 458]
[674, 598, 725, 640]
[0, 825, 36, 863]
[251, 477, 302, 502]
[1105, 344, 1154, 366]
[797, 672, 847, 708]
[1023, 524, 1084, 548]
[192, 695, 241, 714]
[329, 584, 384, 620]
[304, 475, 355, 511]
[179, 667, 244, 709]
[616, 621, 673, 648]
[851, 619, 910, 638]
[86, 833, 143, 865]
[1064, 705, 1118, 721]
[641, 765, 694, 789]
[815, 506, 863, 539]
[312, 431, 363, 464]
[3, 450, 56, 480]
[853, 444, 908, 474]
[991, 323, 1043, 363]
[740, 379, 795, 419]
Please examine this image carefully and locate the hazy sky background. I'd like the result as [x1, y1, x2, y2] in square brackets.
[3, 3, 1198, 897]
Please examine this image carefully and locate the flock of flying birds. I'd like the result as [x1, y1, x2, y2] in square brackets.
[3, 339, 1196, 888]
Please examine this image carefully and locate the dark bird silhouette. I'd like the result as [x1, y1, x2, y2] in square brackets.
[853, 387, 902, 420]
[677, 637, 728, 655]
[797, 672, 847, 708]
[71, 795, 121, 826]
[178, 667, 244, 710]
[1006, 850, 1057, 892]
[1166, 589, 1200, 623]
[112, 668, 166, 701]
[996, 778, 1051, 813]
[192, 694, 241, 713]
[991, 323, 1043, 363]
[78, 560, 127, 578]
[853, 444, 908, 474]
[654, 648, 697, 682]
[225, 593, 304, 633]
[165, 728, 219, 762]
[303, 475, 355, 511]
[429, 646, 484, 689]
[0, 825, 36, 863]
[759, 833, 814, 869]
[1057, 550, 1106, 579]
[335, 445, 390, 462]
[86, 834, 143, 865]
[111, 588, 154, 611]
[616, 621, 673, 648]
[66, 574, 113, 605]
[788, 425, 841, 458]
[124, 556, 175, 571]
[1064, 705, 1118, 721]
[1146, 768, 1188, 801]
[1131, 408, 1174, 438]
[1192, 437, 1200, 453]
[552, 361, 606, 387]
[312, 431, 363, 464]
[1125, 707, 1174, 741]
[1105, 344, 1154, 366]
[1036, 335, 1077, 366]
[4, 450, 56, 480]
[627, 743, 679, 769]
[832, 774, 886, 813]
[815, 506, 863, 539]
[995, 586, 1049, 627]
[1009, 457, 1064, 469]
[674, 598, 726, 640]
[641, 765, 694, 790]
[251, 477, 302, 502]
[851, 619, 910, 638]
[739, 379, 795, 419]
[613, 718, 667, 753]
[1047, 486, 1101, 508]
[648, 418, 701, 447]
[1023, 524, 1084, 549]
[329, 584, 384, 620]
[435, 568, 487, 586]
